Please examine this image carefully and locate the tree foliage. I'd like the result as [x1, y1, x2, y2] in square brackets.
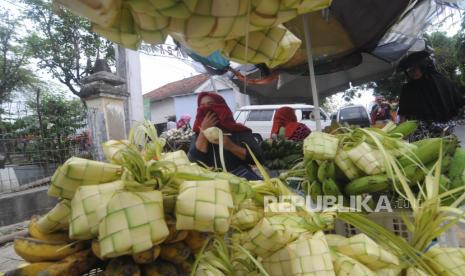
[0, 12, 37, 105]
[22, 0, 115, 97]
[347, 29, 465, 101]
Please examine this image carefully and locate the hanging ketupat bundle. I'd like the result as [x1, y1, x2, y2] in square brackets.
[98, 190, 169, 258]
[36, 200, 71, 233]
[223, 25, 301, 68]
[48, 157, 122, 200]
[176, 180, 234, 234]
[262, 231, 335, 276]
[304, 132, 339, 161]
[54, 0, 332, 67]
[69, 180, 124, 239]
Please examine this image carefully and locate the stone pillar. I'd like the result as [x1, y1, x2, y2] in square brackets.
[80, 64, 128, 161]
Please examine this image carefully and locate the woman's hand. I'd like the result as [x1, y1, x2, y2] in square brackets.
[200, 112, 218, 131]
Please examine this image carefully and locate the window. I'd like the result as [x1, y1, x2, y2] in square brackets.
[302, 109, 327, 120]
[340, 107, 365, 120]
[248, 110, 274, 121]
[235, 111, 247, 123]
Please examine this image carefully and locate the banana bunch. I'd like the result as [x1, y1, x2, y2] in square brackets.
[299, 159, 344, 201]
[281, 121, 462, 201]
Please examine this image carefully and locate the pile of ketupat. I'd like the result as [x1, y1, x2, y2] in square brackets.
[4, 120, 465, 276]
[280, 121, 465, 206]
[52, 0, 332, 68]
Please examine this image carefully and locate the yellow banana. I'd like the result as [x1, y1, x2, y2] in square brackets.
[132, 245, 160, 264]
[4, 262, 54, 276]
[104, 256, 141, 276]
[91, 239, 105, 261]
[32, 249, 97, 276]
[13, 237, 87, 262]
[28, 217, 70, 242]
[160, 242, 191, 264]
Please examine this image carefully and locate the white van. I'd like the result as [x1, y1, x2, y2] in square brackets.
[234, 104, 331, 140]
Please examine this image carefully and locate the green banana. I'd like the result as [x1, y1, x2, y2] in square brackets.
[448, 148, 465, 180]
[326, 161, 336, 181]
[322, 179, 342, 196]
[305, 160, 319, 183]
[318, 161, 328, 182]
[308, 181, 322, 202]
[345, 175, 392, 195]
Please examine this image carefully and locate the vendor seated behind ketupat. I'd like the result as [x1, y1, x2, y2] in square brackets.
[188, 92, 263, 180]
[270, 106, 311, 141]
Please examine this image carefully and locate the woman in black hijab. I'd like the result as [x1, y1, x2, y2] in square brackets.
[397, 51, 465, 123]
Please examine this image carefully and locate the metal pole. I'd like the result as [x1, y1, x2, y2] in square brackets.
[210, 76, 218, 93]
[302, 14, 321, 131]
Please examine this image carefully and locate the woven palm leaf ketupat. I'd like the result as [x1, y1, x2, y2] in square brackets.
[48, 157, 122, 200]
[304, 132, 339, 161]
[334, 148, 364, 180]
[325, 233, 399, 270]
[160, 150, 202, 175]
[36, 200, 71, 233]
[262, 231, 335, 276]
[102, 140, 131, 165]
[70, 180, 124, 240]
[331, 251, 376, 276]
[98, 190, 169, 258]
[53, 0, 332, 68]
[425, 247, 465, 275]
[241, 215, 315, 258]
[175, 180, 234, 234]
[347, 142, 386, 175]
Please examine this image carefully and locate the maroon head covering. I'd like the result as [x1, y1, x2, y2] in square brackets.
[193, 92, 250, 133]
[271, 107, 301, 139]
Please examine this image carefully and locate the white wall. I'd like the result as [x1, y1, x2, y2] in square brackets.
[173, 89, 236, 126]
[125, 49, 145, 124]
[150, 98, 175, 124]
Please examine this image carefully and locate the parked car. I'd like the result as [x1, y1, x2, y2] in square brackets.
[333, 105, 371, 127]
[234, 104, 331, 140]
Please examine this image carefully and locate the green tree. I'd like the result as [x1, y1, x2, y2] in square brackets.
[347, 31, 463, 101]
[456, 18, 465, 85]
[22, 0, 115, 97]
[0, 12, 37, 105]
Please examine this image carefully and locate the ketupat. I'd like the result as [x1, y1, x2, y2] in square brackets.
[347, 142, 386, 175]
[36, 200, 71, 234]
[48, 157, 122, 199]
[325, 233, 400, 270]
[425, 247, 465, 276]
[70, 180, 124, 239]
[262, 231, 335, 276]
[331, 251, 376, 276]
[98, 190, 169, 258]
[304, 132, 339, 160]
[334, 148, 363, 180]
[175, 180, 234, 234]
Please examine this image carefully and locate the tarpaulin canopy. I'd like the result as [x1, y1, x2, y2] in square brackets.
[225, 0, 463, 101]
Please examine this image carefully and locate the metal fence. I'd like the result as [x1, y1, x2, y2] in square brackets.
[0, 101, 91, 194]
